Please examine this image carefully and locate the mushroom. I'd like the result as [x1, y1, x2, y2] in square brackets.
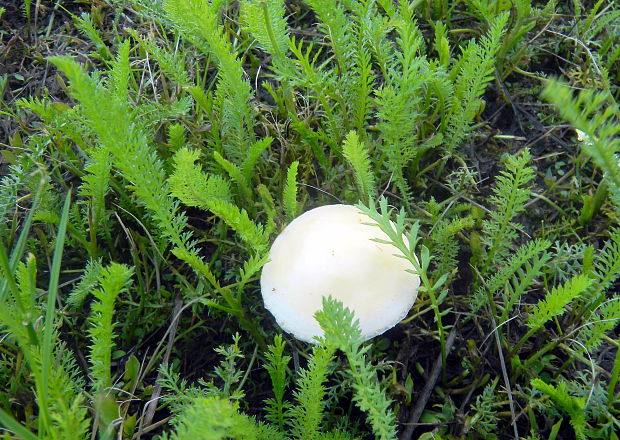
[260, 204, 420, 343]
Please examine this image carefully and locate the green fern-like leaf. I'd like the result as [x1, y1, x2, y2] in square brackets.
[48, 56, 224, 296]
[164, 396, 260, 440]
[73, 12, 112, 60]
[168, 123, 187, 151]
[286, 37, 343, 147]
[480, 149, 535, 274]
[365, 6, 393, 79]
[241, 137, 272, 183]
[263, 334, 291, 430]
[283, 161, 300, 222]
[108, 40, 132, 102]
[472, 238, 552, 317]
[236, 254, 270, 294]
[213, 151, 253, 200]
[357, 197, 450, 372]
[303, 0, 353, 74]
[374, 9, 428, 202]
[351, 40, 375, 131]
[88, 263, 134, 392]
[131, 30, 191, 86]
[444, 12, 508, 151]
[531, 379, 587, 440]
[486, 239, 552, 296]
[170, 149, 269, 254]
[288, 345, 335, 439]
[315, 297, 397, 440]
[170, 148, 269, 253]
[527, 275, 591, 331]
[347, 0, 381, 130]
[79, 146, 111, 238]
[430, 216, 474, 277]
[434, 21, 450, 68]
[164, 0, 255, 161]
[0, 165, 23, 234]
[579, 296, 620, 350]
[13, 257, 36, 313]
[170, 147, 233, 207]
[67, 258, 103, 307]
[240, 0, 289, 60]
[342, 131, 376, 201]
[543, 81, 620, 213]
[502, 253, 553, 323]
[0, 254, 90, 440]
[583, 227, 620, 308]
[209, 199, 269, 254]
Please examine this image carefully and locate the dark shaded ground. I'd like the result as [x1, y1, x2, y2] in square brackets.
[1, 0, 98, 140]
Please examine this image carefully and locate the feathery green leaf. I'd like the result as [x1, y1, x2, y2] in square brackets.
[283, 161, 300, 222]
[88, 263, 134, 392]
[527, 275, 591, 331]
[342, 131, 376, 201]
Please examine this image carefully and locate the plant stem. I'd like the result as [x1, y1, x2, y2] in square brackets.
[421, 273, 447, 380]
[606, 337, 620, 406]
[261, 1, 282, 60]
[509, 326, 538, 358]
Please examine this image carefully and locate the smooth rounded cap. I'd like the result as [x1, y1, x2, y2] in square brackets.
[260, 204, 420, 343]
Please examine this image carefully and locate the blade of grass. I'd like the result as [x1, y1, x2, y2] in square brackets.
[0, 239, 19, 299]
[0, 180, 43, 301]
[0, 408, 39, 440]
[38, 189, 71, 436]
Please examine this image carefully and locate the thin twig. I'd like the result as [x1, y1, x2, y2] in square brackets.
[400, 323, 459, 440]
[135, 298, 183, 440]
[545, 29, 604, 79]
[489, 312, 519, 440]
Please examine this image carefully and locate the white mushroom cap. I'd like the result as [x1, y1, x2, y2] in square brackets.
[261, 204, 420, 343]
